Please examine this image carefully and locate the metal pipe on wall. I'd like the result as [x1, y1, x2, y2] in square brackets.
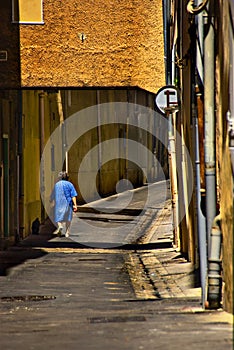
[186, 0, 215, 307]
[194, 0, 207, 309]
[203, 0, 216, 252]
[56, 91, 68, 172]
[162, 0, 171, 85]
[207, 214, 222, 308]
[39, 92, 45, 159]
[162, 0, 180, 245]
[194, 89, 207, 308]
[201, 0, 222, 308]
[96, 90, 102, 195]
[17, 90, 23, 241]
[39, 91, 45, 221]
[168, 112, 179, 246]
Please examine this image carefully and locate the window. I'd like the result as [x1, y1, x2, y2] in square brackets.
[12, 0, 44, 24]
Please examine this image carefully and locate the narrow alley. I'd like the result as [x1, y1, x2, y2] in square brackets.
[0, 181, 232, 350]
[0, 2, 233, 348]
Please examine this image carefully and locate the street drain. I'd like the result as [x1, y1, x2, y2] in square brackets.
[89, 315, 146, 323]
[0, 295, 56, 302]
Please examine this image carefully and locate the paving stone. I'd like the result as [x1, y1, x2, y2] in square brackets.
[0, 182, 232, 349]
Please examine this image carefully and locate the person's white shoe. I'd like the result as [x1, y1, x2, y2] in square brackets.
[54, 225, 63, 236]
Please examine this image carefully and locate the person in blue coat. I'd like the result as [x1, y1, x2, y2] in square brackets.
[50, 171, 78, 237]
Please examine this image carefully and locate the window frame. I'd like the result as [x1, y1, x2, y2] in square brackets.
[12, 0, 44, 25]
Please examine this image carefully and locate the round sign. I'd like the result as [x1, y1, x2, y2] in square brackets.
[155, 85, 180, 116]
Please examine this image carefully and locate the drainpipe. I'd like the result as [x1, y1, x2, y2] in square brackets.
[162, 0, 171, 85]
[192, 0, 207, 309]
[17, 90, 23, 241]
[39, 92, 45, 221]
[200, 0, 222, 309]
[39, 92, 45, 158]
[207, 214, 222, 309]
[96, 90, 102, 195]
[203, 0, 216, 253]
[163, 0, 180, 244]
[56, 91, 67, 172]
[187, 0, 216, 251]
[193, 0, 207, 309]
[198, 0, 223, 309]
[168, 111, 179, 246]
[194, 87, 207, 309]
[187, 0, 217, 308]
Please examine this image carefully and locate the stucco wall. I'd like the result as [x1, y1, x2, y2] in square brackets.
[22, 91, 42, 235]
[19, 0, 164, 93]
[21, 88, 168, 234]
[216, 0, 233, 314]
[61, 89, 168, 202]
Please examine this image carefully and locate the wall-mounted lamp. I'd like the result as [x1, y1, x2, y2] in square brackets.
[78, 33, 87, 43]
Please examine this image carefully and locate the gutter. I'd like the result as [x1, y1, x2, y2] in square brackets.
[187, 0, 222, 308]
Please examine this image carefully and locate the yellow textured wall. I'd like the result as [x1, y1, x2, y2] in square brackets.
[19, 0, 164, 93]
[174, 7, 196, 262]
[22, 91, 41, 234]
[21, 88, 168, 234]
[216, 1, 233, 314]
[22, 90, 61, 235]
[61, 89, 165, 202]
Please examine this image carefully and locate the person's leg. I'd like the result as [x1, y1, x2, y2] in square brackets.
[65, 221, 71, 237]
[53, 222, 63, 236]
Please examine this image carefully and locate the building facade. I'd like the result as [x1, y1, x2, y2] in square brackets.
[166, 0, 233, 313]
[0, 2, 167, 245]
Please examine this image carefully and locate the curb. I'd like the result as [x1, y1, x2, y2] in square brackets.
[126, 200, 202, 300]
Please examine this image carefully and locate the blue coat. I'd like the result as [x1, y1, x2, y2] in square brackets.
[50, 180, 77, 222]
